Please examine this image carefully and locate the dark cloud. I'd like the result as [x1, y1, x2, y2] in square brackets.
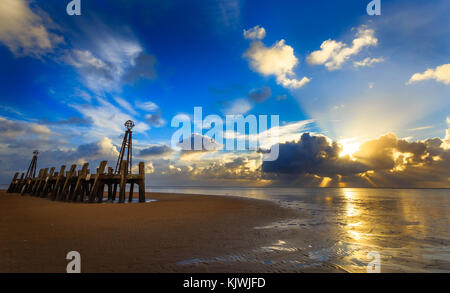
[139, 145, 172, 157]
[261, 132, 450, 188]
[247, 86, 271, 103]
[262, 133, 368, 177]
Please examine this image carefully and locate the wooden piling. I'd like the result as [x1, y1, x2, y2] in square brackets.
[89, 161, 107, 203]
[139, 162, 146, 202]
[59, 165, 77, 201]
[51, 165, 65, 200]
[7, 172, 18, 193]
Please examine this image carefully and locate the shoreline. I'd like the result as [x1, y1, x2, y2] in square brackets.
[0, 190, 343, 273]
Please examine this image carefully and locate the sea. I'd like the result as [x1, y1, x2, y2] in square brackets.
[148, 186, 450, 272]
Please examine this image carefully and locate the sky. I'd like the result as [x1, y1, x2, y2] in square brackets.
[0, 0, 449, 188]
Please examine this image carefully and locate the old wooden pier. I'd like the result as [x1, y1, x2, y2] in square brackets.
[7, 120, 146, 203]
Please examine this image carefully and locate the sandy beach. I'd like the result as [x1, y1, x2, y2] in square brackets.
[0, 190, 343, 273]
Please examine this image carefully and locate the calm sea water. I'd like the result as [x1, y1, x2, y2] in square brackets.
[148, 186, 450, 272]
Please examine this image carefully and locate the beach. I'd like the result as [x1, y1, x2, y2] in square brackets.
[0, 190, 343, 273]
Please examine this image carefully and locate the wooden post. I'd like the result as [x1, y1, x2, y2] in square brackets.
[51, 166, 65, 200]
[59, 165, 77, 201]
[40, 167, 55, 198]
[118, 160, 127, 203]
[32, 168, 47, 196]
[138, 162, 146, 203]
[128, 183, 134, 203]
[89, 161, 107, 203]
[14, 173, 25, 193]
[71, 163, 89, 202]
[7, 172, 19, 193]
[23, 169, 42, 195]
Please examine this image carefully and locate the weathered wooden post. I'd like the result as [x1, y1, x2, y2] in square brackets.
[119, 160, 127, 203]
[71, 163, 89, 202]
[33, 168, 48, 196]
[39, 167, 54, 197]
[89, 161, 107, 203]
[51, 165, 66, 200]
[139, 162, 146, 203]
[59, 164, 77, 201]
[14, 173, 25, 193]
[107, 167, 113, 201]
[23, 169, 42, 195]
[7, 172, 19, 193]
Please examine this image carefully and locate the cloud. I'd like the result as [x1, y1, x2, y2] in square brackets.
[307, 26, 378, 70]
[64, 34, 156, 93]
[353, 57, 384, 68]
[71, 97, 149, 139]
[39, 116, 93, 126]
[136, 100, 159, 112]
[262, 133, 368, 176]
[0, 0, 63, 57]
[145, 111, 166, 128]
[114, 97, 138, 116]
[406, 63, 450, 85]
[178, 133, 220, 155]
[243, 25, 266, 40]
[139, 145, 173, 157]
[0, 116, 51, 138]
[261, 129, 450, 188]
[221, 98, 252, 115]
[243, 26, 310, 89]
[247, 86, 272, 103]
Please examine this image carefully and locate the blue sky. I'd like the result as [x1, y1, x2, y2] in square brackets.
[0, 0, 449, 187]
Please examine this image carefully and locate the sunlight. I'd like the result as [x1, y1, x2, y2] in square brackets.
[339, 139, 361, 157]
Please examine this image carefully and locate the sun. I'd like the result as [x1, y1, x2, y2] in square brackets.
[339, 139, 361, 158]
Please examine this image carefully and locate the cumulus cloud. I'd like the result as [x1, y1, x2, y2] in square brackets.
[0, 0, 63, 57]
[243, 26, 310, 89]
[406, 63, 450, 85]
[353, 57, 384, 68]
[307, 26, 378, 70]
[262, 133, 368, 176]
[261, 130, 450, 188]
[243, 25, 266, 40]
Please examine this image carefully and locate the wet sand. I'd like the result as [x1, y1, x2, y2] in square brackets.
[0, 190, 343, 273]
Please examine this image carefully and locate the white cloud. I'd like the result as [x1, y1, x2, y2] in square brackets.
[222, 98, 252, 115]
[136, 101, 159, 112]
[64, 35, 145, 92]
[0, 0, 63, 57]
[407, 63, 450, 85]
[353, 57, 384, 68]
[243, 25, 266, 40]
[71, 98, 148, 140]
[307, 26, 378, 71]
[114, 97, 138, 116]
[243, 27, 310, 89]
